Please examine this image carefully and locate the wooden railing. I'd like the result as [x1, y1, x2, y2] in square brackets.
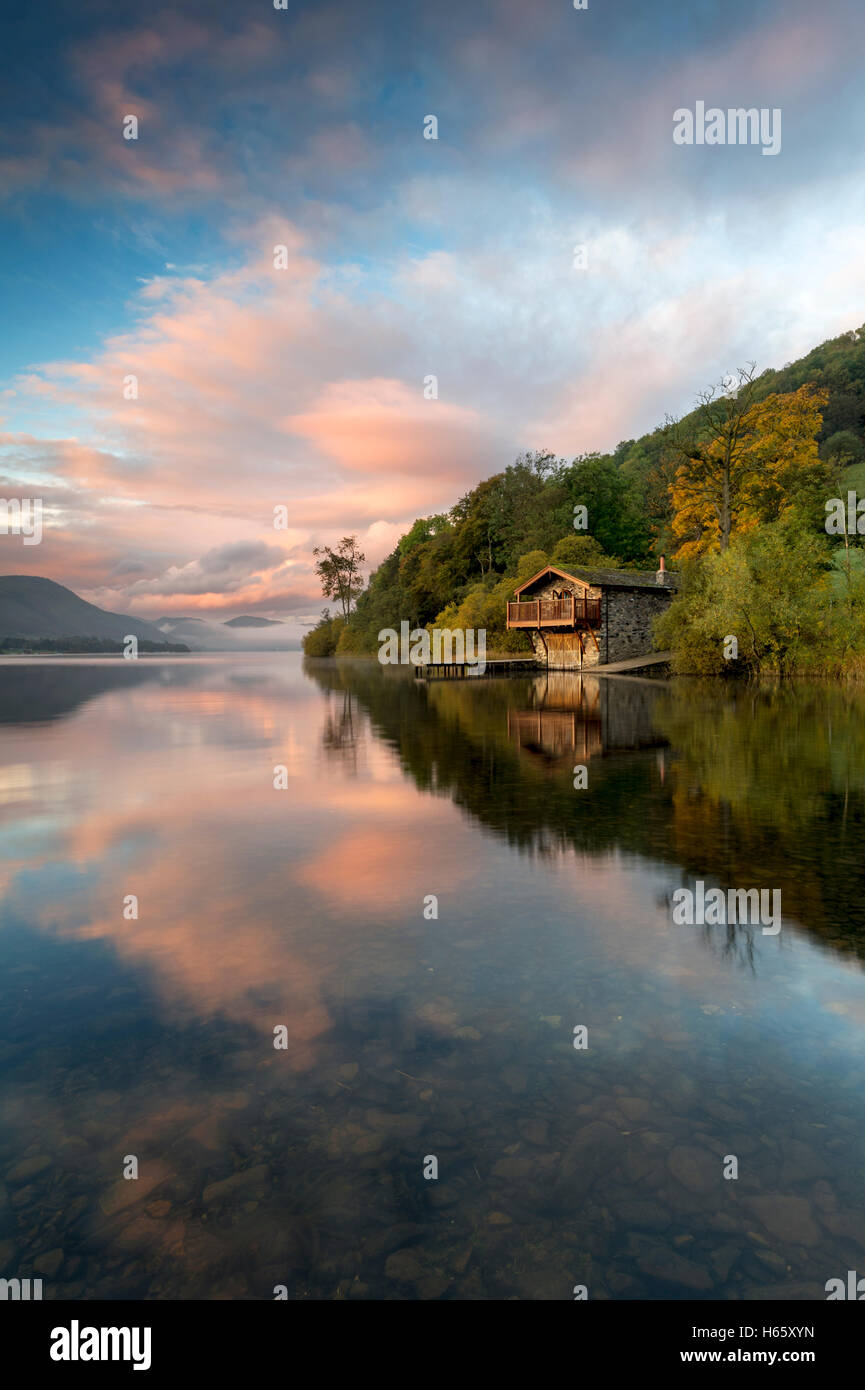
[506, 596, 601, 629]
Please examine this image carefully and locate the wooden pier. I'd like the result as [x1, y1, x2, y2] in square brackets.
[413, 658, 539, 680]
[412, 652, 670, 681]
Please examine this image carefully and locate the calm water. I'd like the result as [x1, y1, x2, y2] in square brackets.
[1, 654, 864, 1300]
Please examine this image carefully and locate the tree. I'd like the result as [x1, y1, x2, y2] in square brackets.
[550, 535, 617, 569]
[427, 549, 551, 655]
[302, 610, 346, 657]
[562, 453, 651, 561]
[820, 430, 865, 467]
[398, 515, 451, 557]
[655, 522, 833, 676]
[313, 536, 366, 618]
[667, 367, 828, 558]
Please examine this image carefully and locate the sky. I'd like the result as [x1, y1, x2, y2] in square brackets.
[1, 0, 864, 631]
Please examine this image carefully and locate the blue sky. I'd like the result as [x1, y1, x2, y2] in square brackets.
[1, 0, 864, 623]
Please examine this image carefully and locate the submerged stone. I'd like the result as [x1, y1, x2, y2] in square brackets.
[201, 1164, 269, 1205]
[7, 1155, 51, 1184]
[667, 1145, 719, 1194]
[634, 1241, 714, 1291]
[744, 1195, 820, 1247]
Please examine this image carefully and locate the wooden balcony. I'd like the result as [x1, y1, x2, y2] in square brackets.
[506, 596, 601, 629]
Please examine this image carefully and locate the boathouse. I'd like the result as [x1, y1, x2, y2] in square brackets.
[506, 559, 676, 670]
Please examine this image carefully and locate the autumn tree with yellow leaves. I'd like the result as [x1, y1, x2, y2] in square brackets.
[665, 365, 830, 559]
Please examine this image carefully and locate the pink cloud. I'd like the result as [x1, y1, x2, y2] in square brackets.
[285, 378, 496, 479]
[1, 226, 510, 614]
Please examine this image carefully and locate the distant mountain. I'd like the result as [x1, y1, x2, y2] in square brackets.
[154, 614, 240, 649]
[154, 612, 299, 650]
[0, 576, 170, 643]
[0, 577, 301, 651]
[224, 616, 283, 628]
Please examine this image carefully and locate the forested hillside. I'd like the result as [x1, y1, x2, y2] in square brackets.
[305, 324, 865, 673]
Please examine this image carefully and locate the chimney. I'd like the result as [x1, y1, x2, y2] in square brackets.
[655, 553, 671, 587]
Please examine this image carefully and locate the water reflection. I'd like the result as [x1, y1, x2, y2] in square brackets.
[507, 674, 603, 766]
[505, 672, 672, 770]
[0, 656, 864, 1300]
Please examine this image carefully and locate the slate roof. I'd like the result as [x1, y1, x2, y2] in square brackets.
[514, 564, 678, 595]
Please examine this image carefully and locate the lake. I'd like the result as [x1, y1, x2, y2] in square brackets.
[1, 654, 864, 1300]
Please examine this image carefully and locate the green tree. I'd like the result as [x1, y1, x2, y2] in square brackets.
[313, 536, 366, 618]
[655, 522, 833, 675]
[820, 430, 865, 467]
[302, 611, 346, 656]
[551, 535, 618, 569]
[561, 453, 651, 561]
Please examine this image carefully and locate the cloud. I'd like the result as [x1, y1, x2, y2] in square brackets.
[286, 378, 496, 480]
[1, 220, 514, 611]
[2, 0, 865, 614]
[123, 541, 290, 597]
[5, 190, 865, 615]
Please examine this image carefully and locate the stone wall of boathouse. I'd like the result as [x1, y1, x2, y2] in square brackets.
[603, 586, 672, 665]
